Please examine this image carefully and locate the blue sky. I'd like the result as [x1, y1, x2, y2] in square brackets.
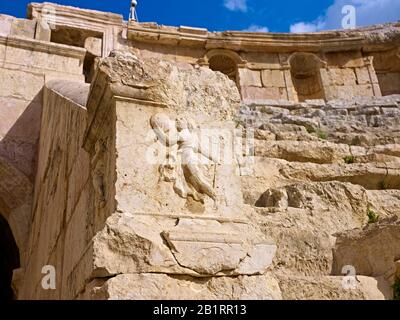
[0, 0, 399, 32]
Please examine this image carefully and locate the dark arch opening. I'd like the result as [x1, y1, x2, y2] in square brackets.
[208, 55, 238, 82]
[0, 214, 20, 300]
[290, 53, 326, 102]
[372, 49, 400, 96]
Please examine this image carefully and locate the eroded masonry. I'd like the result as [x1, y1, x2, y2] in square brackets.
[0, 2, 400, 300]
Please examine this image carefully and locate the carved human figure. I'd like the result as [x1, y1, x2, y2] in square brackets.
[151, 113, 218, 204]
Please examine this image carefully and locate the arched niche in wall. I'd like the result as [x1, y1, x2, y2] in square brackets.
[199, 49, 247, 84]
[0, 156, 33, 270]
[288, 52, 327, 102]
[372, 48, 400, 96]
[0, 214, 20, 300]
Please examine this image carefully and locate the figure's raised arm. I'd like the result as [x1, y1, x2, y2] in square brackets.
[151, 113, 178, 147]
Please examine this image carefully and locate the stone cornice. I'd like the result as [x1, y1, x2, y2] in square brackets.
[28, 2, 123, 27]
[2, 35, 86, 60]
[128, 22, 400, 53]
[83, 51, 166, 153]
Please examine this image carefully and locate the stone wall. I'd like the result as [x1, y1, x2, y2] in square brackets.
[0, 12, 86, 276]
[0, 2, 399, 300]
[238, 53, 289, 101]
[18, 81, 90, 299]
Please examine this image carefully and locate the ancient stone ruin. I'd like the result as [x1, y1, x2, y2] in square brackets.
[0, 2, 400, 300]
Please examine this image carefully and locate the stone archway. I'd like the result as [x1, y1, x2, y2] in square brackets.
[289, 52, 327, 102]
[0, 155, 33, 270]
[0, 214, 20, 300]
[372, 48, 400, 96]
[199, 49, 247, 83]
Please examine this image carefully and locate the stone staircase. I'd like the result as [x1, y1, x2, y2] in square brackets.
[237, 95, 400, 299]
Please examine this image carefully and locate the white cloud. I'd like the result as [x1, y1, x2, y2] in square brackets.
[224, 0, 248, 13]
[243, 24, 269, 32]
[290, 0, 400, 33]
[290, 22, 318, 33]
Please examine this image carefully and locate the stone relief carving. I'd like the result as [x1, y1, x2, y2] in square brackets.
[150, 113, 219, 205]
[91, 139, 107, 209]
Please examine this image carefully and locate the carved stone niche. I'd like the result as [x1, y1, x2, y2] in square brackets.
[84, 50, 276, 280]
[198, 49, 247, 83]
[285, 52, 328, 102]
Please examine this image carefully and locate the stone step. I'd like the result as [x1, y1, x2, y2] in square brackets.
[241, 158, 400, 205]
[254, 140, 400, 165]
[275, 274, 391, 300]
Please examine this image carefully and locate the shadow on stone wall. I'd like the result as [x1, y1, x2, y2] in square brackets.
[0, 91, 42, 297]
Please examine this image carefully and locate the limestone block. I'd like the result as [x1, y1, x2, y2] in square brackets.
[66, 154, 89, 223]
[241, 86, 281, 101]
[63, 191, 90, 283]
[84, 37, 103, 57]
[0, 42, 5, 64]
[326, 51, 365, 68]
[355, 67, 371, 85]
[355, 84, 374, 97]
[179, 26, 208, 35]
[0, 14, 14, 36]
[328, 68, 344, 86]
[162, 219, 276, 275]
[63, 245, 95, 299]
[279, 87, 289, 100]
[0, 68, 43, 100]
[244, 52, 281, 70]
[319, 68, 331, 87]
[277, 275, 388, 300]
[92, 213, 276, 277]
[10, 19, 36, 39]
[334, 86, 356, 99]
[35, 20, 51, 41]
[254, 140, 351, 164]
[261, 69, 285, 88]
[0, 97, 31, 138]
[341, 68, 357, 86]
[66, 108, 89, 175]
[44, 72, 85, 84]
[333, 218, 400, 278]
[238, 68, 262, 87]
[280, 115, 319, 132]
[5, 45, 84, 75]
[91, 273, 282, 300]
[0, 95, 42, 180]
[368, 66, 380, 84]
[372, 84, 382, 97]
[36, 157, 68, 259]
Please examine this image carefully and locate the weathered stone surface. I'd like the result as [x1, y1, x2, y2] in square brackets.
[333, 217, 400, 278]
[0, 14, 14, 36]
[92, 213, 276, 277]
[277, 275, 390, 300]
[10, 19, 36, 39]
[0, 68, 43, 101]
[261, 70, 285, 88]
[91, 273, 282, 300]
[238, 68, 262, 87]
[242, 86, 282, 101]
[1, 2, 400, 302]
[84, 37, 102, 57]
